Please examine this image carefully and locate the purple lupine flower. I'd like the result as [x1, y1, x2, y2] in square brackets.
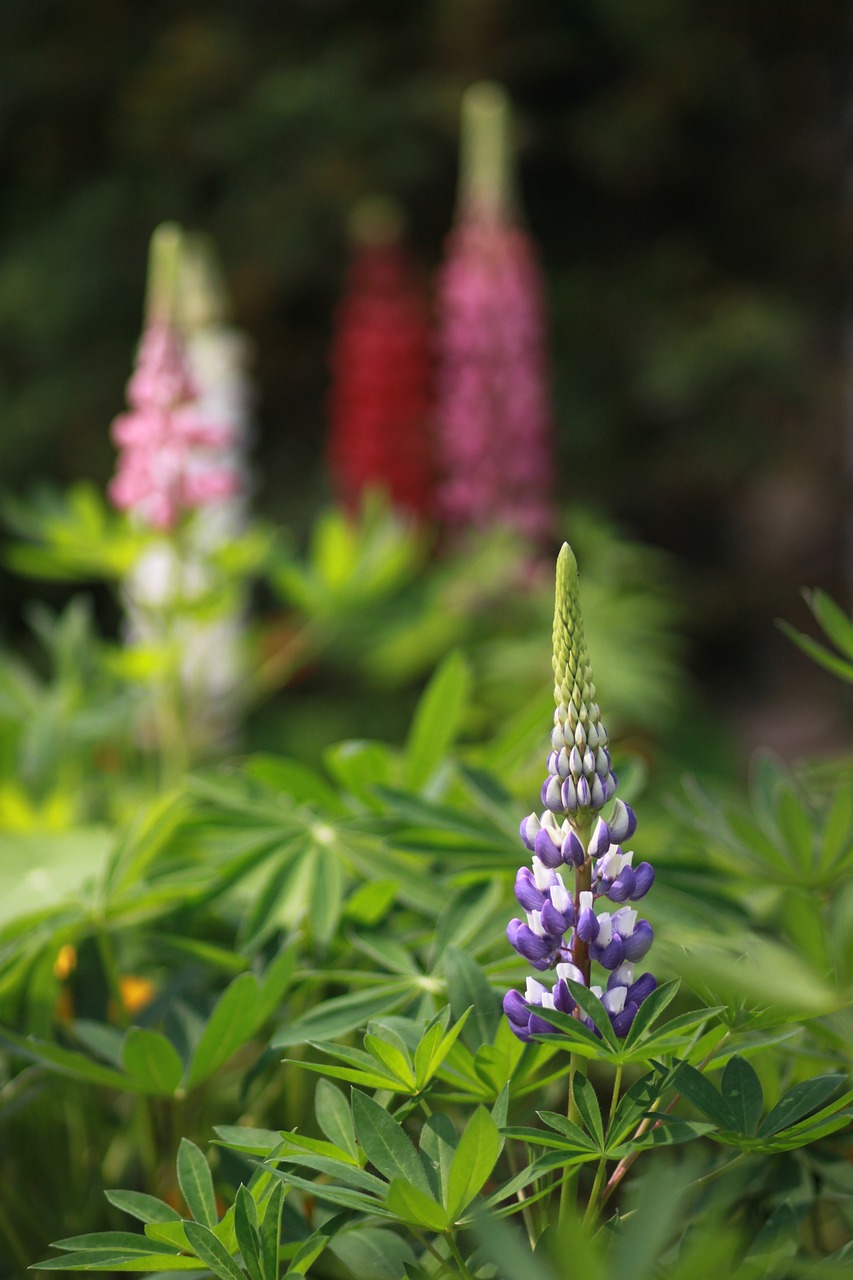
[504, 544, 658, 1040]
[435, 82, 555, 544]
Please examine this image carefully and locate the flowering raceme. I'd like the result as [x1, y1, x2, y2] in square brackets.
[435, 83, 555, 543]
[109, 228, 239, 532]
[503, 544, 657, 1041]
[326, 204, 433, 519]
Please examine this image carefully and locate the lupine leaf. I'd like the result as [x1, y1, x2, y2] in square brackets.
[255, 944, 297, 1024]
[571, 1075, 605, 1149]
[446, 1106, 501, 1220]
[669, 1061, 735, 1129]
[213, 1126, 283, 1156]
[50, 1233, 179, 1255]
[105, 1190, 182, 1226]
[31, 1251, 200, 1271]
[444, 947, 500, 1050]
[122, 1028, 183, 1096]
[259, 1181, 285, 1280]
[403, 651, 471, 791]
[721, 1055, 763, 1134]
[177, 1138, 218, 1228]
[235, 1186, 263, 1280]
[328, 1226, 416, 1280]
[0, 1029, 136, 1091]
[285, 1212, 348, 1276]
[419, 1112, 458, 1206]
[506, 1119, 598, 1153]
[622, 979, 680, 1048]
[564, 980, 619, 1049]
[775, 784, 813, 872]
[351, 1090, 431, 1194]
[315, 1079, 358, 1160]
[757, 1074, 846, 1137]
[272, 982, 411, 1048]
[269, 1169, 389, 1217]
[363, 1035, 416, 1087]
[186, 972, 261, 1087]
[385, 1179, 448, 1232]
[183, 1222, 244, 1280]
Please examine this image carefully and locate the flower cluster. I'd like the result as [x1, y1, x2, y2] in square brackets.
[435, 84, 555, 543]
[326, 224, 433, 520]
[109, 227, 241, 533]
[503, 544, 657, 1041]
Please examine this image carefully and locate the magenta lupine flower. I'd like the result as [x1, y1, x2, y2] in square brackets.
[435, 83, 556, 543]
[503, 545, 657, 1041]
[109, 228, 239, 531]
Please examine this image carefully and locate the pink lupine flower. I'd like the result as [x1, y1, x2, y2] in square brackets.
[109, 282, 239, 531]
[435, 83, 556, 544]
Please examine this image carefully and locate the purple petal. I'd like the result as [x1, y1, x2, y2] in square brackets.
[576, 905, 599, 943]
[553, 978, 576, 1014]
[589, 935, 626, 970]
[588, 818, 610, 858]
[622, 920, 653, 961]
[606, 867, 636, 903]
[611, 1000, 639, 1038]
[519, 814, 539, 851]
[628, 972, 657, 1005]
[576, 777, 591, 808]
[541, 901, 571, 937]
[527, 1012, 556, 1036]
[562, 829, 585, 867]
[514, 868, 546, 913]
[542, 776, 564, 812]
[608, 799, 637, 843]
[632, 862, 655, 899]
[503, 989, 529, 1026]
[534, 827, 563, 869]
[561, 778, 578, 812]
[512, 924, 554, 968]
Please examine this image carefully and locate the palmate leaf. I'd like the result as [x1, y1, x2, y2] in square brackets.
[385, 1179, 448, 1232]
[757, 1073, 847, 1137]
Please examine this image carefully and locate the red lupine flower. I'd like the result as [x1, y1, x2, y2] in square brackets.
[326, 211, 433, 519]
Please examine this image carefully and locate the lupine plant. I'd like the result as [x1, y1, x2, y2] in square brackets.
[12, 543, 851, 1279]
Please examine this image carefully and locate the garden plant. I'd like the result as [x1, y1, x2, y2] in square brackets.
[0, 69, 850, 1280]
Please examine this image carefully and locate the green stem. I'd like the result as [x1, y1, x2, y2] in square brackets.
[506, 1138, 537, 1249]
[582, 1157, 608, 1227]
[583, 1065, 623, 1228]
[690, 1151, 749, 1189]
[445, 1232, 475, 1280]
[558, 1053, 584, 1227]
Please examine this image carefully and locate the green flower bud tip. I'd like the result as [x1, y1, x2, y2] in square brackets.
[543, 544, 617, 816]
[552, 543, 596, 720]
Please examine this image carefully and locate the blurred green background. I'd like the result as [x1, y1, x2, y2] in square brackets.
[0, 0, 848, 758]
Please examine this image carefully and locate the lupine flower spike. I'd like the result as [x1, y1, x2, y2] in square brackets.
[504, 544, 657, 1041]
[326, 197, 433, 519]
[435, 82, 555, 543]
[112, 225, 250, 754]
[109, 223, 240, 531]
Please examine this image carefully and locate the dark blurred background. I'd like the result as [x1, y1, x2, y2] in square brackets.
[0, 0, 849, 758]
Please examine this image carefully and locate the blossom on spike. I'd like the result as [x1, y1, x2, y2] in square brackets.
[435, 83, 555, 542]
[504, 543, 657, 1040]
[326, 206, 433, 519]
[109, 321, 238, 531]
